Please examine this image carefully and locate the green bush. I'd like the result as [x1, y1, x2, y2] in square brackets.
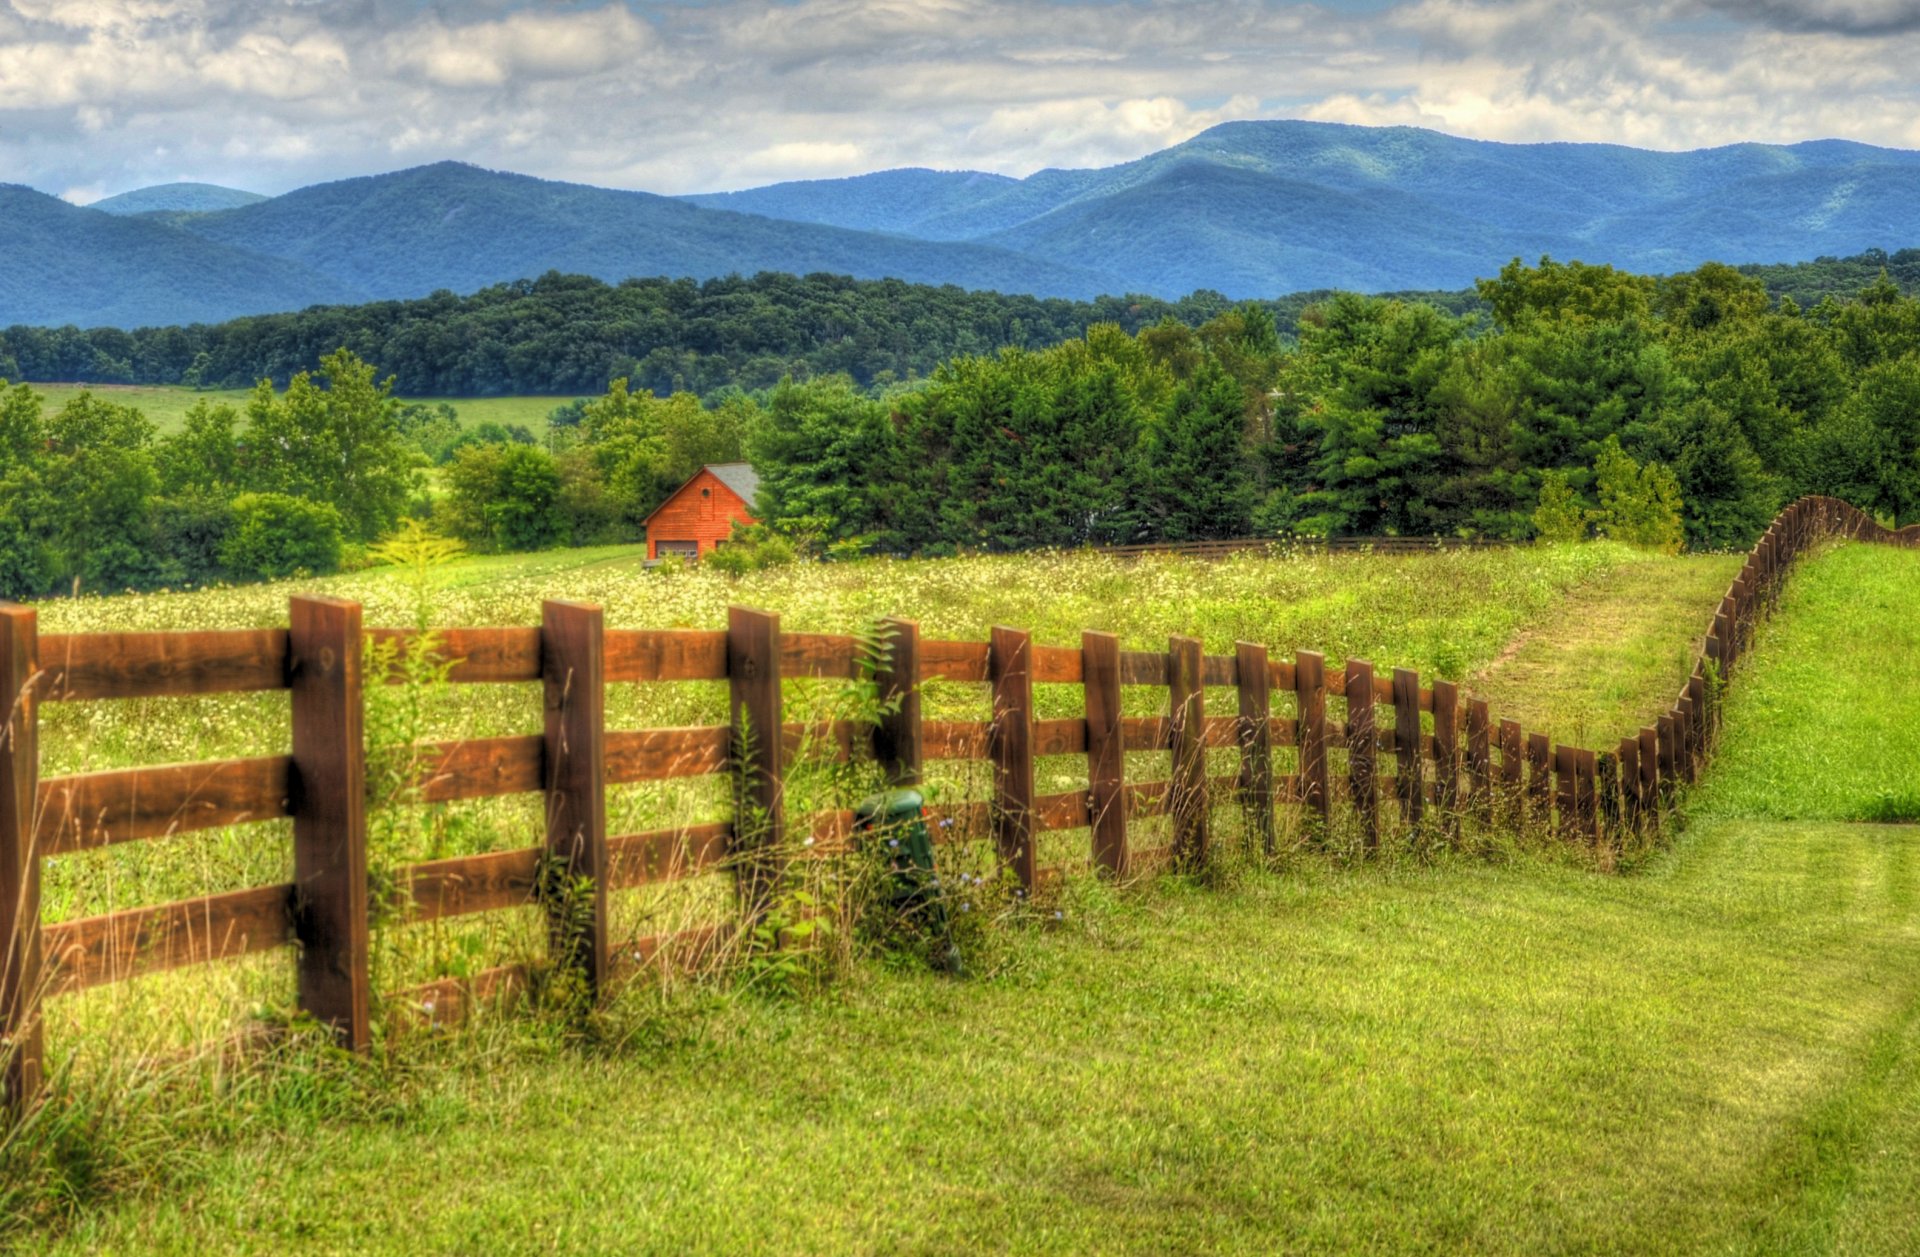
[220, 493, 345, 580]
[704, 522, 798, 577]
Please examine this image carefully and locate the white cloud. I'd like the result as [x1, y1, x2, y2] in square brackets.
[2, 0, 1920, 201]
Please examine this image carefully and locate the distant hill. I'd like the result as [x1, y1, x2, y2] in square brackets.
[90, 182, 267, 215]
[9, 121, 1920, 328]
[686, 121, 1920, 293]
[0, 185, 353, 328]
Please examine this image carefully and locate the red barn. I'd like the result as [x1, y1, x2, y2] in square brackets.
[643, 462, 761, 562]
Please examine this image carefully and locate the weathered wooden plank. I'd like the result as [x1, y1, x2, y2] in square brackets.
[370, 627, 543, 685]
[1, 604, 43, 1112]
[1118, 651, 1170, 687]
[1466, 698, 1492, 825]
[1346, 659, 1378, 852]
[1297, 651, 1330, 831]
[289, 596, 370, 1052]
[39, 629, 288, 702]
[781, 632, 860, 679]
[1526, 732, 1552, 834]
[1033, 718, 1087, 757]
[1237, 641, 1274, 855]
[608, 822, 733, 889]
[1201, 655, 1238, 688]
[1169, 635, 1208, 869]
[542, 601, 609, 994]
[1035, 790, 1091, 832]
[1432, 680, 1460, 844]
[43, 883, 293, 997]
[1394, 667, 1425, 826]
[728, 607, 785, 917]
[415, 735, 543, 803]
[1031, 645, 1083, 684]
[1084, 631, 1128, 878]
[990, 627, 1038, 891]
[40, 756, 293, 854]
[874, 617, 922, 785]
[603, 727, 729, 784]
[604, 629, 728, 683]
[924, 720, 991, 761]
[405, 845, 542, 922]
[919, 639, 989, 682]
[1122, 716, 1172, 751]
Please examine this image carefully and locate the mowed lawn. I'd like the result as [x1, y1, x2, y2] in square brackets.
[29, 541, 1920, 1254]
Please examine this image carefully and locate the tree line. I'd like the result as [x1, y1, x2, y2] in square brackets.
[2, 256, 1916, 601]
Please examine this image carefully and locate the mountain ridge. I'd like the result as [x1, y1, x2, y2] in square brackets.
[11, 121, 1920, 328]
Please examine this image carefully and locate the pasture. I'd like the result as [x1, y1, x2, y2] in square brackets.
[23, 383, 576, 436]
[9, 536, 1918, 1253]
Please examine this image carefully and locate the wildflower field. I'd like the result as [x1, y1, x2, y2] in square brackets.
[17, 539, 1920, 1252]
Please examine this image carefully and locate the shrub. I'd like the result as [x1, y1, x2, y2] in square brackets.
[443, 443, 566, 552]
[704, 522, 798, 577]
[1590, 436, 1685, 553]
[220, 493, 345, 580]
[1531, 471, 1587, 543]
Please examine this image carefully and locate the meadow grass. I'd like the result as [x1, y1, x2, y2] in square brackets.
[24, 384, 577, 436]
[10, 538, 1846, 1252]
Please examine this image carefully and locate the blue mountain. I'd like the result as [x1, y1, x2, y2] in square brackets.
[90, 182, 268, 215]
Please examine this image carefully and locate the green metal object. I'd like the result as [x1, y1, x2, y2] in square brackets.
[853, 788, 960, 972]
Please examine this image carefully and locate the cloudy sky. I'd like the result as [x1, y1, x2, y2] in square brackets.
[4, 0, 1918, 203]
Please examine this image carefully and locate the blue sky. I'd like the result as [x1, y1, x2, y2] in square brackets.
[2, 1, 1916, 202]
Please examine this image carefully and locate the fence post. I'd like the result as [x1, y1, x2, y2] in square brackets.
[728, 606, 785, 917]
[1689, 668, 1709, 758]
[1598, 749, 1622, 852]
[542, 600, 609, 994]
[1638, 726, 1660, 832]
[1526, 732, 1552, 836]
[1432, 680, 1460, 846]
[289, 595, 371, 1051]
[1345, 660, 1378, 852]
[1083, 631, 1128, 877]
[1235, 642, 1273, 855]
[1393, 668, 1424, 827]
[1466, 698, 1492, 827]
[874, 617, 922, 786]
[1499, 719, 1525, 832]
[1169, 635, 1208, 870]
[1553, 744, 1577, 841]
[1578, 748, 1600, 847]
[1675, 697, 1697, 785]
[1616, 736, 1639, 836]
[1, 605, 43, 1117]
[989, 627, 1037, 891]
[1295, 651, 1330, 833]
[1656, 714, 1678, 808]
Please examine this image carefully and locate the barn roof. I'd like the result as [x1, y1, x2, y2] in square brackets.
[706, 462, 760, 505]
[641, 462, 763, 526]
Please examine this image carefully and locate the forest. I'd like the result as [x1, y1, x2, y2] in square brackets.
[1, 255, 1917, 599]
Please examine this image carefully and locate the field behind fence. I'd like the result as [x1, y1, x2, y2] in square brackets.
[2, 495, 1916, 1117]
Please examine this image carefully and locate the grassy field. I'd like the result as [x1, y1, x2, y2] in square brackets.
[23, 383, 579, 435]
[15, 540, 1917, 1254]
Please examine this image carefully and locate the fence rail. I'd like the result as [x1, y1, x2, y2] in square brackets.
[2, 496, 1914, 1115]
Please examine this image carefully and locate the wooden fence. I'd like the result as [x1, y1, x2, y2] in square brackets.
[1, 495, 1914, 1115]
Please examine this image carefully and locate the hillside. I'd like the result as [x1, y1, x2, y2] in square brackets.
[90, 183, 267, 215]
[0, 186, 354, 328]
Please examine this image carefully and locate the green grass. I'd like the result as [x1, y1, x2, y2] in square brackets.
[1694, 542, 1920, 823]
[23, 383, 579, 436]
[21, 541, 1915, 1253]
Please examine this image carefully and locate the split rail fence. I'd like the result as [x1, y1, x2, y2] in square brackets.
[2, 494, 1914, 1115]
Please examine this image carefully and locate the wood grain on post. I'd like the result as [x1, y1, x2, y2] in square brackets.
[1526, 733, 1551, 835]
[1168, 635, 1208, 870]
[1656, 715, 1678, 805]
[1296, 651, 1331, 832]
[1578, 748, 1600, 846]
[1553, 743, 1577, 841]
[1083, 631, 1128, 877]
[1688, 669, 1709, 757]
[728, 607, 785, 915]
[1393, 668, 1424, 826]
[1617, 736, 1640, 834]
[288, 596, 371, 1052]
[1675, 697, 1698, 785]
[1638, 726, 1659, 829]
[1432, 680, 1460, 845]
[989, 627, 1038, 891]
[0, 606, 43, 1115]
[874, 617, 922, 786]
[1466, 698, 1492, 825]
[541, 601, 609, 994]
[1499, 719, 1524, 831]
[1345, 660, 1378, 851]
[1235, 642, 1273, 855]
